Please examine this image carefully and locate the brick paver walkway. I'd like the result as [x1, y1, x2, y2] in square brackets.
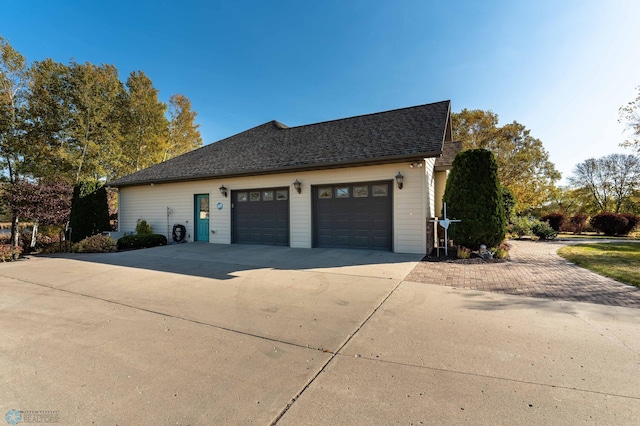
[405, 239, 640, 308]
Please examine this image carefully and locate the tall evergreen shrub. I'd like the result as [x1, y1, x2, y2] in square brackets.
[442, 149, 506, 248]
[69, 180, 111, 242]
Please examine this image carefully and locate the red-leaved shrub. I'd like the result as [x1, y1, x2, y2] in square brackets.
[590, 213, 629, 236]
[568, 214, 589, 234]
[541, 212, 566, 232]
[620, 213, 640, 236]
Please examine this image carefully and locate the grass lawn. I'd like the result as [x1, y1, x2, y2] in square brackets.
[557, 242, 640, 288]
[557, 232, 638, 240]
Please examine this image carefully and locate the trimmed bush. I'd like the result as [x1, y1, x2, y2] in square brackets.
[568, 214, 589, 234]
[590, 213, 629, 236]
[117, 234, 167, 250]
[508, 216, 533, 238]
[541, 212, 565, 232]
[72, 235, 117, 253]
[442, 149, 506, 249]
[531, 221, 557, 240]
[508, 216, 557, 240]
[620, 213, 640, 236]
[456, 246, 471, 259]
[0, 244, 22, 261]
[496, 241, 511, 256]
[135, 219, 154, 236]
[19, 225, 64, 254]
[492, 243, 509, 259]
[41, 241, 72, 254]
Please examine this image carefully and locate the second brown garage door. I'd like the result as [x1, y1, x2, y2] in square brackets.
[313, 181, 392, 250]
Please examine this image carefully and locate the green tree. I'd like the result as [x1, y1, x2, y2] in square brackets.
[545, 186, 584, 217]
[165, 94, 202, 161]
[443, 149, 506, 249]
[120, 71, 168, 174]
[67, 61, 126, 182]
[1, 40, 203, 253]
[501, 186, 517, 222]
[0, 36, 31, 248]
[452, 109, 560, 214]
[619, 86, 640, 154]
[24, 58, 75, 179]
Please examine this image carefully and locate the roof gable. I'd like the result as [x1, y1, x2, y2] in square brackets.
[435, 141, 462, 171]
[109, 100, 451, 187]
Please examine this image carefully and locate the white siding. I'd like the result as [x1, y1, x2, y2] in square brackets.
[434, 170, 448, 218]
[118, 162, 431, 254]
[424, 157, 436, 218]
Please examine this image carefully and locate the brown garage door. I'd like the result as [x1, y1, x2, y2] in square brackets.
[313, 181, 392, 250]
[232, 188, 289, 246]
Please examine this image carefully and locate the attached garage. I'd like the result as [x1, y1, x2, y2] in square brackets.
[232, 187, 289, 245]
[313, 181, 393, 250]
[110, 100, 458, 255]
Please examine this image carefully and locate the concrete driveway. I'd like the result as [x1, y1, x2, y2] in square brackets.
[1, 244, 639, 425]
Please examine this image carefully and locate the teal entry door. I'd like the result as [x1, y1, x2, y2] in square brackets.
[194, 194, 210, 241]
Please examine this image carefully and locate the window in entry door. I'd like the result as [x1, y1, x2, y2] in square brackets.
[200, 196, 209, 219]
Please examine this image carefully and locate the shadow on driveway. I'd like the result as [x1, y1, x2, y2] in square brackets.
[35, 243, 423, 281]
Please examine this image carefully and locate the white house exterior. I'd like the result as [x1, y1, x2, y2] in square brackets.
[109, 101, 456, 255]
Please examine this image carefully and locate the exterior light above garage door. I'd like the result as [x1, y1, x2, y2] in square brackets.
[293, 179, 302, 194]
[395, 172, 404, 189]
[219, 185, 228, 197]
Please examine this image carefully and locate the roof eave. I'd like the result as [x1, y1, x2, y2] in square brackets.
[109, 150, 442, 188]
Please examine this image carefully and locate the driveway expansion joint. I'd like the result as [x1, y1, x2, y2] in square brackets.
[1, 274, 331, 354]
[270, 279, 405, 425]
[334, 353, 640, 401]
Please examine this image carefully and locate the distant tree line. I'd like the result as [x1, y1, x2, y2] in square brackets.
[619, 85, 640, 155]
[547, 84, 640, 219]
[0, 35, 202, 251]
[450, 96, 639, 244]
[452, 104, 640, 221]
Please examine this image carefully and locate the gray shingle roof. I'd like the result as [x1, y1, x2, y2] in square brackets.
[109, 100, 451, 187]
[435, 141, 462, 171]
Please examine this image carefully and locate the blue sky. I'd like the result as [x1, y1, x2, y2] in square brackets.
[2, 0, 639, 183]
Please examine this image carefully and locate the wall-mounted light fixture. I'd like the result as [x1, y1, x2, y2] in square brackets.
[395, 172, 404, 190]
[293, 179, 302, 194]
[219, 185, 228, 198]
